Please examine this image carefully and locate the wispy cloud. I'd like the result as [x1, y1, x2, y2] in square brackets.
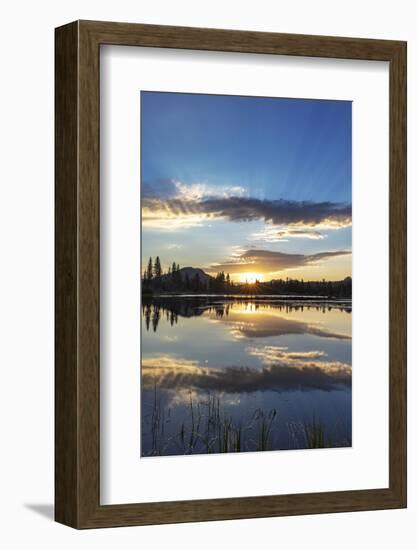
[142, 178, 246, 201]
[246, 346, 327, 363]
[210, 248, 351, 275]
[174, 181, 246, 200]
[251, 227, 326, 242]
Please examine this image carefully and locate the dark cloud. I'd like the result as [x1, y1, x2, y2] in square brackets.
[142, 194, 352, 228]
[211, 248, 351, 274]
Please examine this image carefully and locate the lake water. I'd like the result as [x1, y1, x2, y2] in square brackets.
[141, 296, 352, 456]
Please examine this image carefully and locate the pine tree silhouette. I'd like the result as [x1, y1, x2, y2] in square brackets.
[154, 256, 162, 278]
[147, 257, 153, 280]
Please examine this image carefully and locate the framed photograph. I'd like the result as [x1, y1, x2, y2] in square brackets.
[55, 20, 406, 528]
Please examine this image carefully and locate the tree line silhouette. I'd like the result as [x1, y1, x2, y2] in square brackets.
[142, 256, 352, 298]
[265, 276, 352, 298]
[142, 256, 233, 292]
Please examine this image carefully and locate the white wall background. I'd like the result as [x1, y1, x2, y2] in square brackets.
[0, 0, 415, 547]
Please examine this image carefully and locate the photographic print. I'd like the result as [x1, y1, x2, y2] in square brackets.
[141, 91, 352, 457]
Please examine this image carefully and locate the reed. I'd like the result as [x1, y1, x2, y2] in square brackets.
[303, 417, 326, 448]
[145, 388, 280, 456]
[144, 388, 347, 456]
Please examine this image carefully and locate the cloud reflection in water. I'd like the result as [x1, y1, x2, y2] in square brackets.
[142, 351, 351, 394]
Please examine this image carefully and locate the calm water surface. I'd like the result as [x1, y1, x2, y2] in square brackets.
[141, 296, 352, 456]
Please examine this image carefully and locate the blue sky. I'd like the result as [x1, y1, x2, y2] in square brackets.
[141, 91, 352, 282]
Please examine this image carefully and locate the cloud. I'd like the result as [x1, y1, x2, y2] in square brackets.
[141, 179, 352, 230]
[174, 181, 246, 200]
[211, 248, 351, 275]
[246, 346, 328, 364]
[142, 353, 351, 394]
[191, 197, 351, 227]
[211, 310, 352, 340]
[142, 179, 247, 229]
[251, 227, 326, 242]
[142, 178, 246, 200]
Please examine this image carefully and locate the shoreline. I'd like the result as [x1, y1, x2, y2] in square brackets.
[144, 293, 352, 303]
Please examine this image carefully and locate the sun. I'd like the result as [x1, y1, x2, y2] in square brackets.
[240, 272, 263, 284]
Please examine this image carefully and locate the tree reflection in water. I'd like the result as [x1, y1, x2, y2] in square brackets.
[142, 296, 351, 333]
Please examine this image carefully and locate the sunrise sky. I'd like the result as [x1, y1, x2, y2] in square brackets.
[141, 91, 352, 282]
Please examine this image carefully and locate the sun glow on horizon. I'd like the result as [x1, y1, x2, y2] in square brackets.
[240, 272, 264, 284]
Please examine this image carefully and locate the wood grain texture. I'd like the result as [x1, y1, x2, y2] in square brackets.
[55, 20, 407, 529]
[55, 21, 79, 527]
[388, 41, 407, 504]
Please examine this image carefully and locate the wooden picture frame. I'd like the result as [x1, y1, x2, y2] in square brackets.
[55, 20, 407, 528]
